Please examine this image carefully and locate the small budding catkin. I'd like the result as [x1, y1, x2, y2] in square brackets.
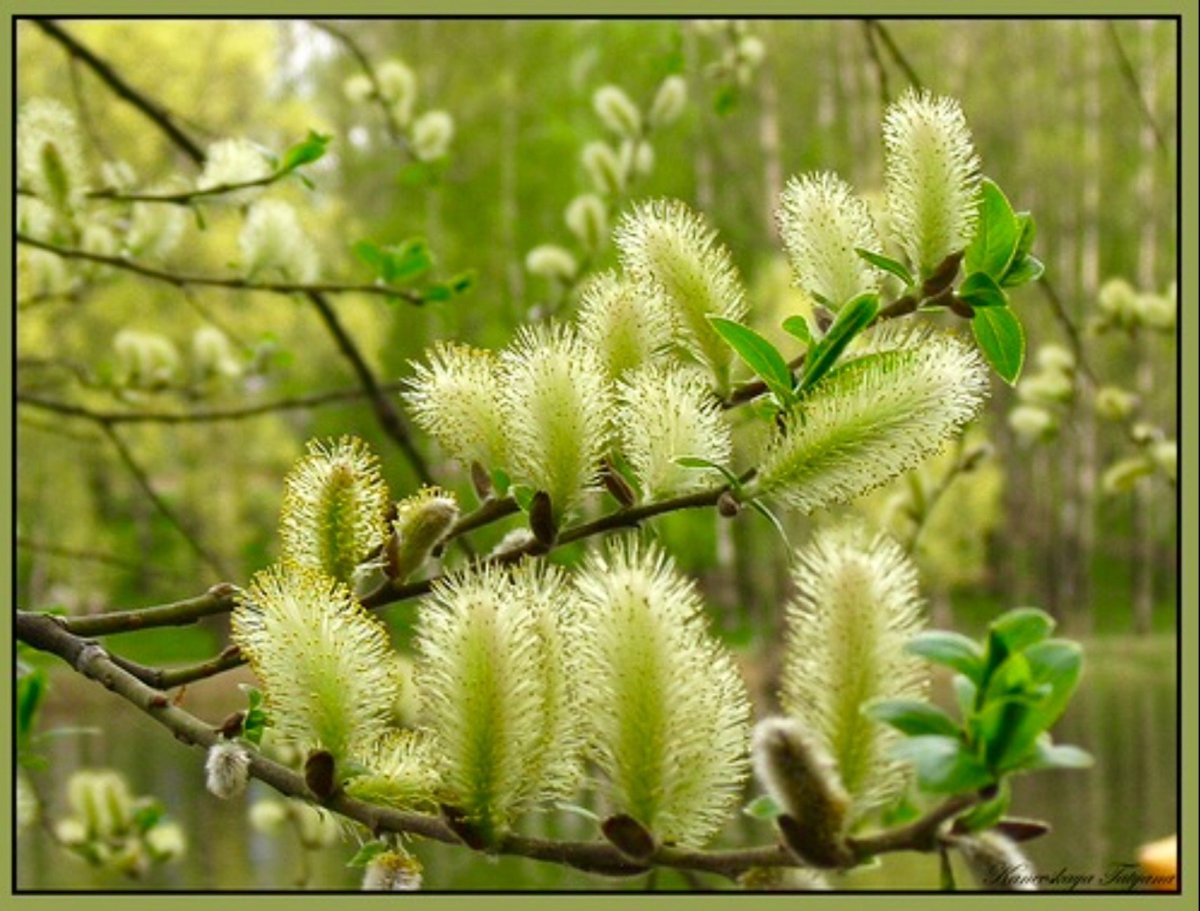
[648, 75, 688, 128]
[388, 486, 460, 582]
[205, 742, 252, 799]
[751, 718, 852, 868]
[18, 98, 89, 210]
[342, 73, 374, 104]
[953, 832, 1038, 891]
[564, 193, 608, 252]
[525, 244, 578, 282]
[239, 199, 320, 284]
[410, 110, 454, 161]
[197, 138, 272, 201]
[375, 59, 418, 124]
[581, 141, 626, 196]
[362, 851, 423, 891]
[593, 85, 642, 138]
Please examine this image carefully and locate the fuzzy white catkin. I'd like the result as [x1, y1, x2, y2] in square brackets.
[18, 98, 89, 208]
[576, 538, 751, 847]
[883, 89, 981, 278]
[343, 73, 374, 104]
[581, 141, 626, 196]
[525, 244, 578, 282]
[376, 60, 418, 124]
[617, 364, 732, 499]
[649, 75, 688, 127]
[238, 199, 320, 283]
[777, 172, 883, 308]
[403, 341, 509, 469]
[576, 270, 671, 381]
[593, 85, 642, 138]
[205, 742, 251, 799]
[751, 331, 989, 511]
[362, 852, 422, 891]
[410, 110, 454, 161]
[782, 524, 927, 818]
[615, 198, 748, 394]
[198, 138, 273, 200]
[564, 193, 608, 251]
[127, 184, 189, 261]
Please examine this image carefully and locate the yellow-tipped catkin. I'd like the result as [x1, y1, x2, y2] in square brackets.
[777, 171, 883, 308]
[232, 563, 398, 765]
[781, 524, 927, 818]
[615, 198, 748, 394]
[279, 436, 390, 586]
[404, 342, 508, 471]
[389, 486, 460, 582]
[576, 537, 751, 846]
[576, 270, 671, 381]
[415, 560, 584, 843]
[883, 90, 981, 278]
[616, 364, 732, 499]
[342, 730, 439, 811]
[362, 851, 423, 891]
[750, 331, 988, 512]
[500, 322, 612, 521]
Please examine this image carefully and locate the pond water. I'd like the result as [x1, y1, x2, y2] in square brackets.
[15, 636, 1177, 892]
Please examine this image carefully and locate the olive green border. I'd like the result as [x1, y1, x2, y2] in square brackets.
[3, 2, 1194, 909]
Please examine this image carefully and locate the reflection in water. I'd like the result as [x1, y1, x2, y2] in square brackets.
[17, 637, 1176, 891]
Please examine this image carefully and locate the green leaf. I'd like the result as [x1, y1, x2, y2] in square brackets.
[510, 484, 535, 512]
[971, 305, 1025, 385]
[989, 640, 1084, 771]
[1013, 212, 1036, 260]
[956, 779, 1011, 833]
[490, 467, 511, 496]
[385, 238, 434, 284]
[953, 674, 978, 718]
[867, 699, 962, 738]
[958, 272, 1008, 309]
[555, 801, 602, 823]
[890, 735, 994, 794]
[674, 455, 743, 492]
[17, 669, 47, 744]
[449, 270, 477, 295]
[906, 631, 985, 683]
[855, 248, 914, 287]
[964, 178, 1019, 279]
[422, 282, 454, 303]
[279, 130, 331, 173]
[133, 799, 165, 834]
[989, 607, 1056, 655]
[781, 315, 812, 347]
[708, 316, 795, 406]
[1021, 639, 1082, 729]
[743, 794, 783, 820]
[352, 240, 387, 277]
[748, 499, 789, 545]
[347, 840, 390, 867]
[1001, 255, 1044, 288]
[713, 83, 740, 116]
[799, 292, 879, 391]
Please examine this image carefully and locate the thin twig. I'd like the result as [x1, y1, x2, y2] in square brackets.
[17, 233, 426, 305]
[101, 424, 231, 580]
[861, 20, 891, 108]
[303, 290, 433, 484]
[14, 609, 982, 883]
[31, 19, 206, 165]
[309, 20, 406, 147]
[16, 539, 185, 579]
[18, 383, 408, 426]
[1104, 22, 1169, 156]
[865, 20, 925, 90]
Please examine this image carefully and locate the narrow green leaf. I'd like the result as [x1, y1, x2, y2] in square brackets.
[1013, 212, 1036, 260]
[17, 669, 46, 743]
[964, 179, 1019, 279]
[855, 247, 914, 287]
[347, 840, 389, 867]
[799, 292, 879, 391]
[279, 130, 331, 173]
[956, 779, 1011, 833]
[748, 499, 789, 544]
[781, 315, 812, 347]
[352, 240, 386, 277]
[989, 608, 1056, 654]
[1001, 255, 1044, 288]
[423, 282, 454, 303]
[958, 272, 1008, 309]
[890, 735, 994, 794]
[708, 316, 796, 405]
[906, 631, 985, 683]
[953, 674, 978, 718]
[743, 794, 783, 820]
[867, 699, 962, 738]
[971, 305, 1025, 385]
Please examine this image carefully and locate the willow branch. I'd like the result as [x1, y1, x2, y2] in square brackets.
[303, 290, 433, 485]
[861, 20, 891, 107]
[864, 20, 925, 90]
[17, 233, 426, 305]
[15, 609, 980, 883]
[101, 424, 231, 580]
[309, 20, 407, 147]
[86, 172, 289, 206]
[31, 19, 206, 165]
[18, 383, 408, 426]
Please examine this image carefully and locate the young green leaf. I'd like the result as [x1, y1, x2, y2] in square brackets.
[955, 780, 1011, 833]
[709, 316, 795, 405]
[279, 130, 331, 173]
[1001, 255, 1044, 288]
[855, 248, 914, 287]
[743, 794, 783, 820]
[890, 735, 993, 794]
[867, 699, 962, 738]
[989, 607, 1055, 655]
[964, 179, 1019, 279]
[906, 631, 984, 683]
[347, 840, 390, 867]
[747, 498, 789, 544]
[971, 305, 1025, 385]
[352, 239, 387, 277]
[1013, 212, 1036, 260]
[674, 455, 742, 492]
[799, 292, 879, 391]
[958, 272, 1008, 309]
[17, 669, 46, 745]
[781, 315, 813, 347]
